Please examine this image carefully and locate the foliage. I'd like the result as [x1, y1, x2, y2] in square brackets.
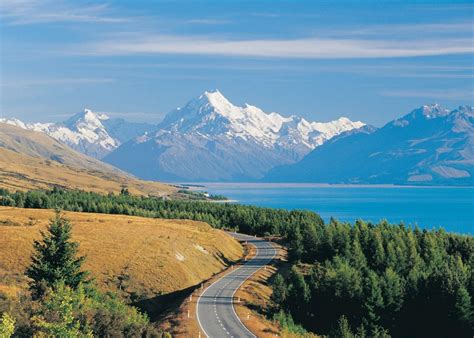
[25, 210, 89, 298]
[271, 274, 288, 309]
[0, 312, 15, 338]
[330, 315, 354, 338]
[18, 209, 154, 336]
[0, 188, 323, 237]
[83, 287, 150, 337]
[30, 281, 151, 337]
[31, 282, 92, 337]
[271, 220, 474, 337]
[1, 188, 473, 337]
[272, 310, 308, 335]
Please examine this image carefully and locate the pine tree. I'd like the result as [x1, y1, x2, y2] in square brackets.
[288, 225, 304, 262]
[271, 274, 288, 309]
[453, 286, 473, 334]
[363, 271, 384, 330]
[331, 315, 354, 338]
[26, 210, 88, 298]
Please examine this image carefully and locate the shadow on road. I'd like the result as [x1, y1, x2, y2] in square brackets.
[134, 283, 199, 322]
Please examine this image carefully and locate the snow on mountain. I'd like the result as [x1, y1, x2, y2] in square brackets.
[159, 90, 365, 153]
[266, 104, 474, 186]
[1, 90, 366, 181]
[0, 109, 154, 159]
[0, 117, 28, 129]
[105, 90, 366, 181]
[390, 104, 451, 128]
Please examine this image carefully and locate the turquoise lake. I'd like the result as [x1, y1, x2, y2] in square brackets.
[201, 183, 474, 235]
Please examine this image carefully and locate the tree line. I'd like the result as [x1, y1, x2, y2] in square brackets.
[0, 188, 322, 237]
[0, 188, 472, 337]
[273, 219, 473, 337]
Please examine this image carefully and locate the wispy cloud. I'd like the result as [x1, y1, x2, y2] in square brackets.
[185, 19, 232, 25]
[249, 12, 281, 18]
[1, 78, 115, 87]
[76, 61, 474, 79]
[347, 22, 474, 36]
[75, 34, 474, 59]
[326, 64, 474, 79]
[409, 3, 474, 11]
[380, 89, 474, 100]
[0, 0, 128, 25]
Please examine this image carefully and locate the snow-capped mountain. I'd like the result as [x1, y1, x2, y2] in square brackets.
[159, 90, 364, 156]
[0, 109, 155, 159]
[266, 104, 474, 185]
[105, 90, 365, 181]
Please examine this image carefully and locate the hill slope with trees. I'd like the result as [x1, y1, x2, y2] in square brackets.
[0, 188, 472, 337]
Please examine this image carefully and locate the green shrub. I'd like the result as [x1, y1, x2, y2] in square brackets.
[0, 313, 15, 338]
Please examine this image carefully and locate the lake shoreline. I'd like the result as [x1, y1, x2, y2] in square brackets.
[187, 183, 474, 235]
[179, 182, 474, 189]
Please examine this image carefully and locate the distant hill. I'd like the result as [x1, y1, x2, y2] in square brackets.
[265, 105, 474, 186]
[105, 90, 364, 181]
[0, 123, 175, 195]
[0, 109, 155, 159]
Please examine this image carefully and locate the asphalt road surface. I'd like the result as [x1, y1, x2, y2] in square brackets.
[196, 233, 277, 338]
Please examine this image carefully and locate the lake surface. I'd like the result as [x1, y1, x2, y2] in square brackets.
[200, 183, 474, 235]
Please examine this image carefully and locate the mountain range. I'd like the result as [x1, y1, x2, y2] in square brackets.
[1, 91, 472, 185]
[104, 90, 364, 181]
[266, 104, 474, 185]
[0, 110, 155, 159]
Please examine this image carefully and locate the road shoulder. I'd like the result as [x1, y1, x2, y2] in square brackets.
[233, 239, 286, 337]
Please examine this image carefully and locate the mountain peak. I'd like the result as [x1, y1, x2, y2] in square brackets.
[419, 104, 450, 119]
[157, 90, 367, 155]
[198, 89, 234, 111]
[82, 108, 109, 121]
[454, 105, 473, 116]
[203, 89, 223, 97]
[65, 109, 109, 130]
[0, 117, 27, 129]
[391, 104, 450, 127]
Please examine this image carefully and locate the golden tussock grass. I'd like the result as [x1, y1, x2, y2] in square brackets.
[0, 207, 243, 301]
[0, 148, 175, 196]
[0, 123, 175, 196]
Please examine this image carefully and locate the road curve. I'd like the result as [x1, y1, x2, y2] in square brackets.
[196, 233, 277, 338]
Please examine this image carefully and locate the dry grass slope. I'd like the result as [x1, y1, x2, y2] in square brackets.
[0, 207, 243, 302]
[0, 123, 175, 196]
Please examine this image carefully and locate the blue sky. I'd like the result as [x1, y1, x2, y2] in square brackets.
[1, 0, 473, 126]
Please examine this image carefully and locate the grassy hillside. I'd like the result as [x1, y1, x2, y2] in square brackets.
[0, 123, 121, 173]
[0, 207, 243, 302]
[0, 123, 175, 196]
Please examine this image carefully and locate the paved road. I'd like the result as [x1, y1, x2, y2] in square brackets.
[196, 233, 277, 338]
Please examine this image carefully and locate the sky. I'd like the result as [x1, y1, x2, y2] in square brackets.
[0, 0, 473, 126]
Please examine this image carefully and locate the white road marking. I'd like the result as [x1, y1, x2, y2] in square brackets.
[196, 234, 277, 338]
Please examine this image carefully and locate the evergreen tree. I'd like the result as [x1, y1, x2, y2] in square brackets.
[288, 225, 304, 262]
[453, 286, 473, 335]
[363, 271, 384, 331]
[287, 266, 310, 320]
[331, 315, 354, 338]
[271, 274, 288, 309]
[26, 210, 88, 298]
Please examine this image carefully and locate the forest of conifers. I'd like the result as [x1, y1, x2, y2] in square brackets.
[1, 188, 472, 337]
